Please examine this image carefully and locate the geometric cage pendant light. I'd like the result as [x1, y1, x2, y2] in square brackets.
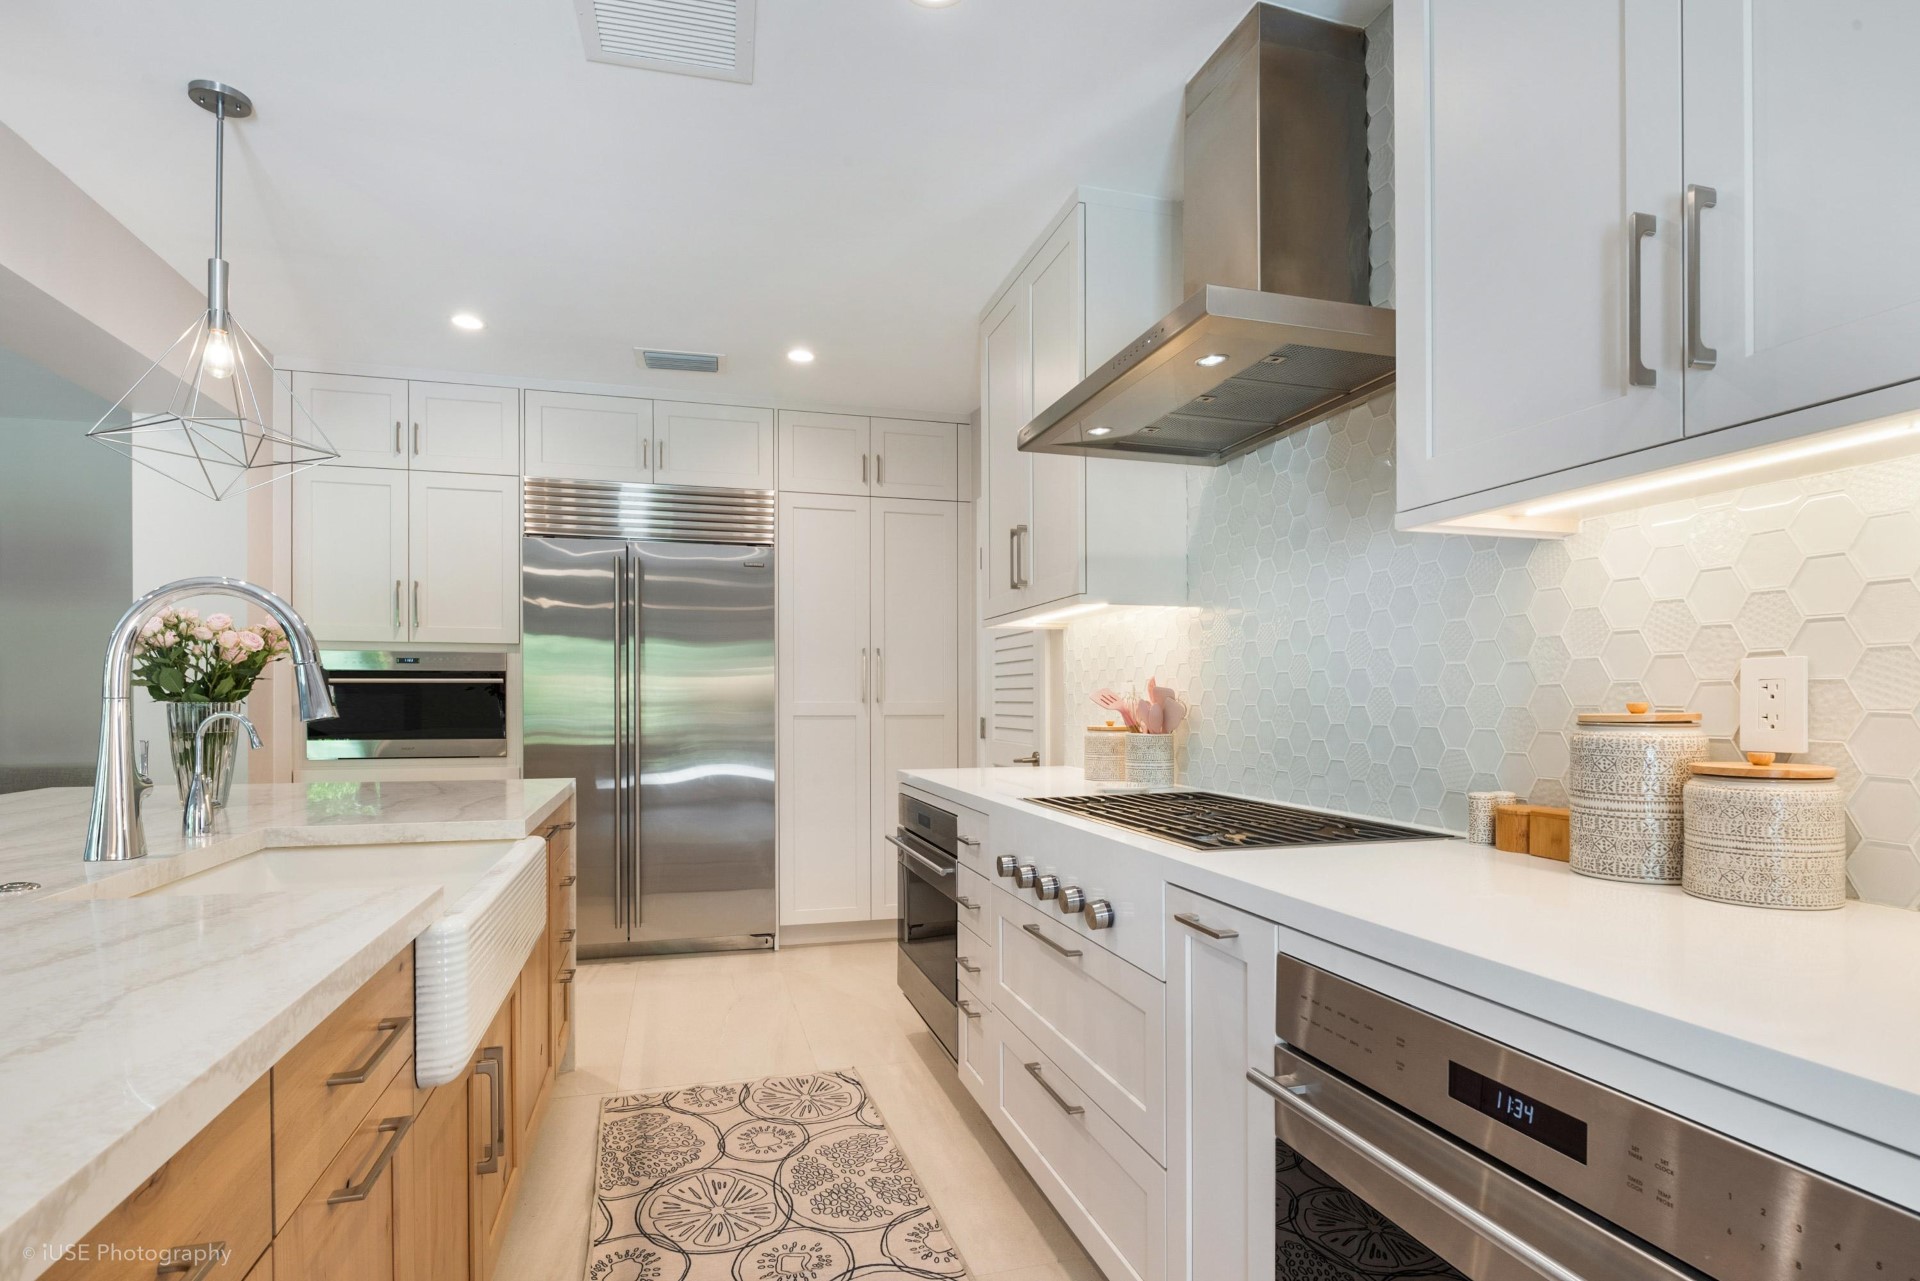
[87, 80, 338, 500]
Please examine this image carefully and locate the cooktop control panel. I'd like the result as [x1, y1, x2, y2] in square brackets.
[1275, 954, 1920, 1280]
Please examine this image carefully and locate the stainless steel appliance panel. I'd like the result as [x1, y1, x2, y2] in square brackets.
[522, 536, 629, 955]
[629, 540, 775, 952]
[303, 650, 509, 760]
[894, 792, 960, 1060]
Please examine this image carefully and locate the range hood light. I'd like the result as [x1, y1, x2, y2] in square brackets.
[1196, 353, 1230, 367]
[1087, 426, 1112, 436]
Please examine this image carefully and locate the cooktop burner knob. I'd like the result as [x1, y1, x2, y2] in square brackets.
[995, 854, 1018, 878]
[1058, 885, 1086, 914]
[1084, 898, 1115, 930]
[1035, 873, 1060, 900]
[1014, 863, 1037, 889]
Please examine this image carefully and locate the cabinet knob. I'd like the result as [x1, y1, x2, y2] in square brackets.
[1034, 873, 1060, 901]
[1013, 863, 1037, 889]
[1084, 898, 1115, 930]
[995, 854, 1018, 877]
[1058, 885, 1086, 914]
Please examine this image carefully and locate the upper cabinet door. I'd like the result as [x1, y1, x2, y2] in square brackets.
[777, 411, 871, 496]
[981, 285, 1033, 619]
[293, 372, 409, 470]
[408, 382, 520, 475]
[292, 466, 409, 645]
[1683, 0, 1920, 436]
[408, 472, 520, 644]
[653, 402, 775, 489]
[1024, 213, 1088, 607]
[1395, 0, 1684, 515]
[523, 391, 653, 482]
[870, 419, 959, 501]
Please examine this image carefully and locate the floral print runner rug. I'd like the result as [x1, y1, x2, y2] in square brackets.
[587, 1068, 969, 1280]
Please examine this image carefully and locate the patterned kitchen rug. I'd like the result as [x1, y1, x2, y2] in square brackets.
[586, 1068, 970, 1280]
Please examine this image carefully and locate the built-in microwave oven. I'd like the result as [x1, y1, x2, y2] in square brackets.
[302, 650, 508, 761]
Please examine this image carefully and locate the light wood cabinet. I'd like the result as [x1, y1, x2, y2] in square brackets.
[653, 401, 775, 489]
[243, 1245, 272, 1281]
[276, 1067, 415, 1281]
[467, 996, 517, 1281]
[407, 382, 520, 476]
[514, 935, 553, 1146]
[394, 1081, 471, 1281]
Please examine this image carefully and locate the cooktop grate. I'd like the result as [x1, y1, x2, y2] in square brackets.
[1026, 791, 1435, 850]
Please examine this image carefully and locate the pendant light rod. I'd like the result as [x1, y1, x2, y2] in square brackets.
[187, 80, 251, 326]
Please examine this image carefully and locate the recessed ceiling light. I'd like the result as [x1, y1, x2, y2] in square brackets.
[450, 312, 485, 331]
[1087, 426, 1112, 436]
[787, 348, 815, 364]
[1195, 353, 1229, 367]
[912, 0, 961, 7]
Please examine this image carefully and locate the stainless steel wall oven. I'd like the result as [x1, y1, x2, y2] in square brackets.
[302, 651, 508, 760]
[892, 791, 959, 1061]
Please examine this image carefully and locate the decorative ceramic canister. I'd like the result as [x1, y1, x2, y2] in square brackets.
[1682, 753, 1847, 910]
[1567, 704, 1710, 883]
[1125, 732, 1176, 787]
[1084, 725, 1130, 783]
[1467, 791, 1518, 845]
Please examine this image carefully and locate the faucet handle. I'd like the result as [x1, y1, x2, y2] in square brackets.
[134, 740, 153, 792]
[183, 711, 263, 839]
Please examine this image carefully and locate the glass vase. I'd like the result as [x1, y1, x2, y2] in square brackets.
[165, 700, 247, 807]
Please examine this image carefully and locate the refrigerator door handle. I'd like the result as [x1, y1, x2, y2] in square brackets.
[612, 545, 628, 930]
[628, 546, 644, 930]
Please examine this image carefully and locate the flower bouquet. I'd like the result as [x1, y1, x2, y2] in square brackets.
[133, 608, 292, 803]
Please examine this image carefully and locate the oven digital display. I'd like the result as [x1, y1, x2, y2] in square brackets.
[1448, 1062, 1588, 1164]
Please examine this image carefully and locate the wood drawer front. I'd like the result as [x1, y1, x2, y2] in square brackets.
[273, 947, 415, 1228]
[243, 1244, 272, 1281]
[43, 1077, 272, 1281]
[956, 919, 993, 991]
[994, 894, 1166, 1163]
[276, 1065, 416, 1281]
[954, 865, 994, 936]
[994, 1019, 1165, 1281]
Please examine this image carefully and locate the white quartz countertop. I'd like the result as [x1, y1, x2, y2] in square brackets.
[0, 779, 573, 1280]
[902, 767, 1920, 1185]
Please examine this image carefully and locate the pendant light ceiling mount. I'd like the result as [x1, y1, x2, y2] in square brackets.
[87, 78, 337, 501]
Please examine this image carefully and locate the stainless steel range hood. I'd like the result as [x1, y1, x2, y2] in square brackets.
[1019, 4, 1394, 465]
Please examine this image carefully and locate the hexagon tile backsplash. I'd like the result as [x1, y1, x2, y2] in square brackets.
[1060, 392, 1920, 910]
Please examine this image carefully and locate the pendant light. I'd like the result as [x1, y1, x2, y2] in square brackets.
[87, 80, 337, 499]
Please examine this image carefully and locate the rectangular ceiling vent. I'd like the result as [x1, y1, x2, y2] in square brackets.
[638, 348, 723, 373]
[577, 0, 757, 84]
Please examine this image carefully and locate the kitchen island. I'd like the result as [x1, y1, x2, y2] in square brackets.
[0, 779, 574, 1281]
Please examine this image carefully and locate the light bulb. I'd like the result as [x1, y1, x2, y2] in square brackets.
[204, 328, 235, 380]
[787, 348, 815, 364]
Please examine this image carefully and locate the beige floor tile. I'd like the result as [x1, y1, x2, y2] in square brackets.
[492, 1093, 601, 1281]
[976, 1262, 1108, 1281]
[620, 968, 817, 1092]
[551, 966, 635, 1099]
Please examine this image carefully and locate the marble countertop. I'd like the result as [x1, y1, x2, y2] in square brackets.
[903, 767, 1920, 1205]
[0, 778, 573, 1280]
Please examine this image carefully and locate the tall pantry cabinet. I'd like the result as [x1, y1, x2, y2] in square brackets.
[776, 418, 966, 927]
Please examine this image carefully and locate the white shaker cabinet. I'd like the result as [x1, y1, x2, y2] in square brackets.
[778, 412, 960, 501]
[407, 381, 520, 475]
[1682, 0, 1920, 437]
[1394, 0, 1685, 515]
[292, 466, 410, 645]
[653, 401, 775, 490]
[293, 373, 410, 470]
[523, 390, 654, 482]
[871, 418, 959, 501]
[407, 472, 520, 645]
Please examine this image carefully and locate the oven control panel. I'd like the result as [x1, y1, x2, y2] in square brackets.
[1276, 954, 1920, 1280]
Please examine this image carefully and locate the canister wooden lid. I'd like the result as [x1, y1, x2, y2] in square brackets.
[1689, 751, 1836, 780]
[1577, 701, 1701, 725]
[1086, 723, 1129, 733]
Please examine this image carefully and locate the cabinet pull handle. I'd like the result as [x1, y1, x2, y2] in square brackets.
[956, 835, 980, 846]
[1174, 910, 1239, 940]
[1024, 1061, 1084, 1115]
[1022, 921, 1082, 957]
[874, 647, 883, 703]
[557, 967, 577, 984]
[393, 579, 402, 632]
[1685, 184, 1718, 370]
[862, 453, 869, 485]
[412, 421, 421, 455]
[959, 999, 983, 1020]
[474, 1046, 505, 1173]
[657, 441, 665, 471]
[155, 1242, 227, 1280]
[559, 874, 577, 887]
[559, 929, 576, 942]
[643, 438, 651, 471]
[860, 647, 869, 703]
[876, 453, 884, 485]
[956, 895, 980, 910]
[1013, 523, 1030, 588]
[1627, 212, 1656, 387]
[1008, 527, 1019, 589]
[411, 580, 421, 630]
[327, 1112, 416, 1204]
[541, 819, 577, 838]
[394, 420, 403, 455]
[326, 1015, 411, 1086]
[957, 955, 982, 974]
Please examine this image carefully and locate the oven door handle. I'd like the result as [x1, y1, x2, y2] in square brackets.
[886, 833, 954, 878]
[1248, 1056, 1692, 1281]
[322, 676, 508, 685]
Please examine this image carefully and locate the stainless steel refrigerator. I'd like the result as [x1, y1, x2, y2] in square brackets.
[521, 479, 775, 957]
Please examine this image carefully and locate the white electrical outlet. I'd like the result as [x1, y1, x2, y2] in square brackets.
[1739, 656, 1810, 754]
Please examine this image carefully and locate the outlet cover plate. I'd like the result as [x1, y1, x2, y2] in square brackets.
[1740, 655, 1810, 754]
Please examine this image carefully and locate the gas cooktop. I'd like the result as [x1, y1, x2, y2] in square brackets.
[1025, 791, 1435, 850]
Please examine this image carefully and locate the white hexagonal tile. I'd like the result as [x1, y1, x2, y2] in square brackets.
[1793, 618, 1866, 680]
[1786, 554, 1865, 618]
[1790, 492, 1868, 557]
[1601, 632, 1653, 681]
[1560, 558, 1609, 610]
[1848, 713, 1920, 779]
[1641, 545, 1701, 600]
[1563, 607, 1609, 660]
[1809, 680, 1866, 742]
[1564, 658, 1611, 709]
[1850, 645, 1920, 712]
[1528, 588, 1572, 637]
[1600, 579, 1653, 631]
[1691, 624, 1746, 682]
[1849, 511, 1920, 580]
[1735, 529, 1802, 590]
[1852, 580, 1920, 646]
[1643, 654, 1697, 708]
[1847, 842, 1920, 908]
[1528, 732, 1569, 783]
[1689, 567, 1749, 625]
[1641, 600, 1700, 655]
[1694, 681, 1740, 737]
[1850, 777, 1920, 843]
[1599, 526, 1653, 577]
[1734, 590, 1803, 653]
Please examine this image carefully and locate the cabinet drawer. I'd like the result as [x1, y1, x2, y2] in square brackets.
[955, 803, 990, 877]
[956, 919, 993, 990]
[276, 1065, 416, 1281]
[993, 894, 1165, 1162]
[244, 1244, 272, 1281]
[954, 865, 994, 935]
[994, 1019, 1165, 1281]
[955, 974, 997, 1112]
[43, 1076, 271, 1281]
[273, 947, 415, 1227]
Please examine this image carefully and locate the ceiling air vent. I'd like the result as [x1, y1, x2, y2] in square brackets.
[576, 0, 757, 84]
[638, 348, 723, 373]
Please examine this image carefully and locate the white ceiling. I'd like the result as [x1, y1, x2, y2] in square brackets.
[0, 0, 1383, 418]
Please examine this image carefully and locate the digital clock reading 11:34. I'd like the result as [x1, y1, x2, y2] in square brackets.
[1447, 1062, 1589, 1164]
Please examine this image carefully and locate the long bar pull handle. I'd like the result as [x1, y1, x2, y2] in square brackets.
[473, 1049, 503, 1173]
[326, 1015, 412, 1086]
[155, 1242, 227, 1280]
[412, 421, 421, 456]
[875, 453, 884, 485]
[411, 580, 421, 631]
[557, 967, 577, 984]
[656, 441, 665, 472]
[327, 1112, 417, 1204]
[628, 549, 644, 929]
[885, 834, 954, 878]
[1173, 911, 1239, 941]
[1627, 212, 1657, 387]
[393, 579, 402, 632]
[957, 955, 982, 975]
[860, 647, 869, 703]
[1022, 922, 1082, 958]
[1013, 524, 1030, 589]
[959, 999, 984, 1020]
[874, 648, 883, 704]
[1685, 185, 1718, 370]
[611, 545, 629, 930]
[862, 453, 869, 486]
[1024, 1061, 1085, 1115]
[1008, 527, 1019, 590]
[642, 437, 651, 472]
[394, 420, 403, 455]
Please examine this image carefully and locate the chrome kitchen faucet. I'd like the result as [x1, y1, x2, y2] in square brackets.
[84, 576, 336, 862]
[181, 710, 261, 839]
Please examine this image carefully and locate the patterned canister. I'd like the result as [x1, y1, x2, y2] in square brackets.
[1125, 732, 1176, 787]
[1467, 791, 1518, 845]
[1084, 725, 1130, 783]
[1682, 755, 1847, 910]
[1568, 706, 1710, 883]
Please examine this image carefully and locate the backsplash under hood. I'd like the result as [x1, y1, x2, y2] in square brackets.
[1019, 4, 1394, 465]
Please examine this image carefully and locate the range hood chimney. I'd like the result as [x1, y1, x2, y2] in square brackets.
[1019, 4, 1394, 465]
